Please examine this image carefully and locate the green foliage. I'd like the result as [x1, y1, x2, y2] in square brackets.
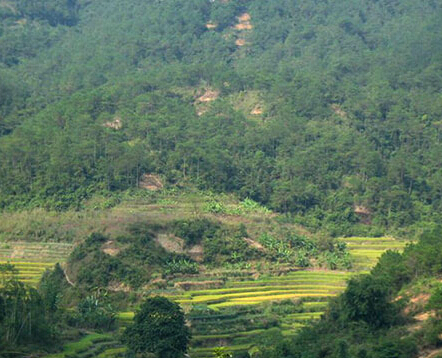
[74, 294, 116, 330]
[0, 266, 54, 351]
[15, 0, 79, 26]
[334, 275, 400, 329]
[122, 297, 191, 358]
[173, 219, 220, 247]
[205, 200, 227, 214]
[213, 347, 233, 358]
[69, 231, 167, 289]
[427, 284, 442, 318]
[202, 229, 261, 265]
[0, 0, 440, 236]
[39, 263, 69, 318]
[164, 258, 199, 275]
[257, 227, 442, 357]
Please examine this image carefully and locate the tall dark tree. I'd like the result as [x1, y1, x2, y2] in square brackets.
[122, 297, 191, 358]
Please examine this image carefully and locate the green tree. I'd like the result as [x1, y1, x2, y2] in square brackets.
[337, 275, 399, 329]
[123, 297, 191, 358]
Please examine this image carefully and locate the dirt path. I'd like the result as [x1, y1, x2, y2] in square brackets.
[63, 268, 75, 287]
[420, 348, 442, 358]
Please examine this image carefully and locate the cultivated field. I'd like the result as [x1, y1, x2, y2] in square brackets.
[50, 235, 407, 358]
[44, 333, 124, 358]
[0, 241, 73, 285]
[341, 236, 408, 269]
[1, 195, 410, 357]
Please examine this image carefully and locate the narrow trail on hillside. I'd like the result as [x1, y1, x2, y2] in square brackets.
[63, 268, 75, 287]
[420, 348, 442, 358]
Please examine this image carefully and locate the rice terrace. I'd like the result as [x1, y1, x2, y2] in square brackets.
[0, 194, 409, 358]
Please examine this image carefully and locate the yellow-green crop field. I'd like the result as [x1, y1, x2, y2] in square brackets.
[34, 236, 409, 358]
[340, 236, 409, 269]
[0, 241, 73, 285]
[168, 270, 352, 309]
[178, 236, 409, 357]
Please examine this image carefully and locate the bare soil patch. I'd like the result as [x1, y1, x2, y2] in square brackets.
[235, 13, 253, 30]
[414, 311, 435, 321]
[251, 105, 263, 115]
[331, 104, 348, 119]
[243, 237, 265, 251]
[139, 174, 163, 191]
[188, 245, 204, 262]
[104, 116, 123, 130]
[174, 280, 223, 290]
[411, 293, 431, 305]
[197, 89, 220, 103]
[101, 240, 120, 256]
[156, 234, 185, 254]
[108, 281, 131, 292]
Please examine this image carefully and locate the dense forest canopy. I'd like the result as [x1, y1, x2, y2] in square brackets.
[1, 0, 442, 235]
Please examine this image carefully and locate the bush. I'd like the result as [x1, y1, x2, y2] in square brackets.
[74, 295, 116, 330]
[164, 258, 199, 275]
[173, 218, 220, 246]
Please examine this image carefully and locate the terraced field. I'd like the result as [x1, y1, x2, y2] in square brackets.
[341, 236, 409, 269]
[0, 241, 73, 285]
[29, 235, 409, 358]
[172, 271, 350, 309]
[43, 333, 125, 358]
[181, 236, 409, 356]
[170, 271, 350, 357]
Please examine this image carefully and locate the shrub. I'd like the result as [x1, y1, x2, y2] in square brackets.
[164, 258, 199, 275]
[173, 218, 220, 247]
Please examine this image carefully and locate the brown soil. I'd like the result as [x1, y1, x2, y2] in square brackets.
[139, 174, 163, 191]
[419, 348, 442, 358]
[174, 280, 224, 290]
[196, 107, 208, 116]
[108, 281, 131, 292]
[197, 89, 220, 102]
[235, 23, 253, 30]
[411, 294, 431, 305]
[156, 234, 185, 254]
[414, 311, 434, 321]
[101, 240, 120, 256]
[15, 18, 27, 26]
[354, 205, 370, 215]
[206, 22, 217, 29]
[250, 105, 263, 115]
[235, 13, 253, 30]
[188, 245, 204, 262]
[354, 205, 371, 224]
[331, 104, 348, 119]
[104, 116, 123, 130]
[235, 38, 246, 46]
[238, 13, 251, 22]
[243, 237, 265, 251]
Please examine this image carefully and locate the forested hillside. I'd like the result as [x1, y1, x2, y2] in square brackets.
[1, 0, 442, 235]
